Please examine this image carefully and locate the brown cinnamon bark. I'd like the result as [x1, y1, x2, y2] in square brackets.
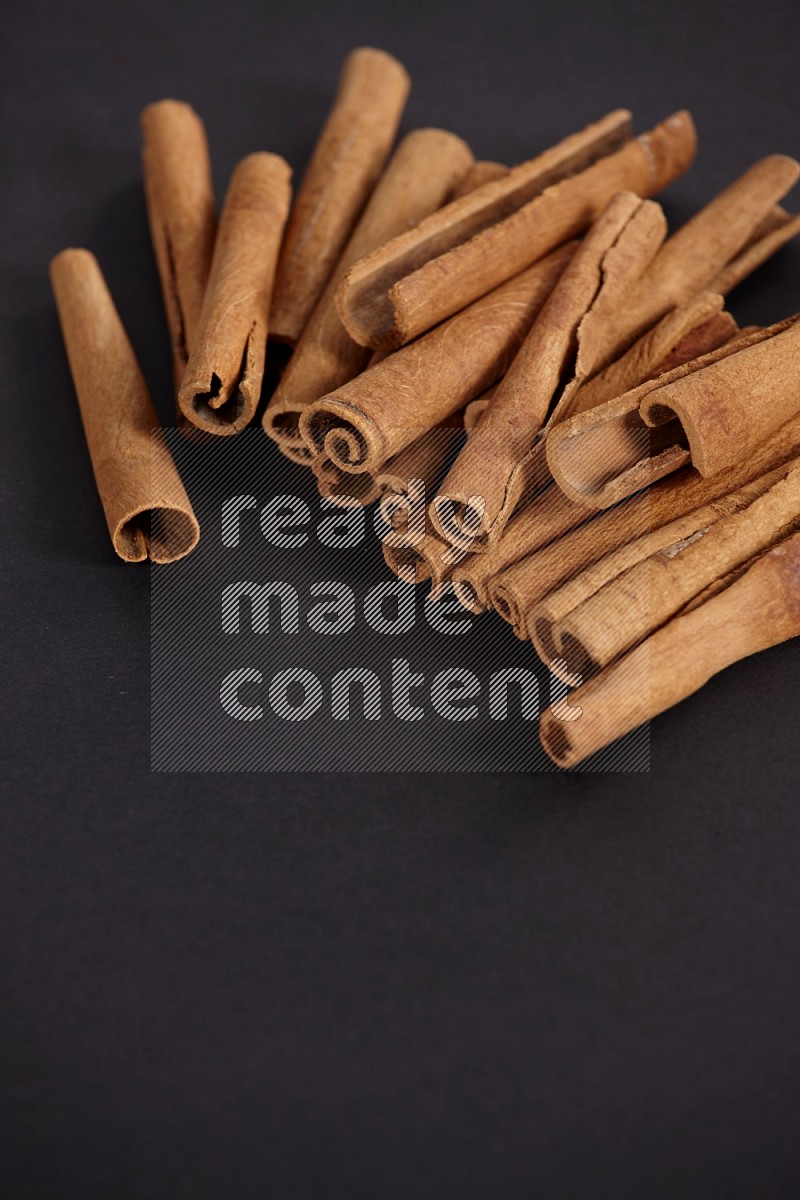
[449, 160, 508, 200]
[336, 111, 695, 350]
[177, 153, 291, 436]
[451, 483, 593, 613]
[546, 316, 800, 507]
[312, 455, 380, 507]
[534, 462, 795, 674]
[140, 100, 216, 390]
[50, 249, 199, 563]
[568, 155, 799, 375]
[269, 48, 410, 347]
[491, 407, 800, 638]
[553, 461, 800, 680]
[567, 295, 737, 414]
[382, 526, 466, 596]
[300, 246, 574, 473]
[263, 128, 473, 461]
[640, 320, 800, 474]
[430, 192, 666, 548]
[539, 531, 800, 769]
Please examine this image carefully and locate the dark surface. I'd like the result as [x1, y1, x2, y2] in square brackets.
[2, 0, 799, 1195]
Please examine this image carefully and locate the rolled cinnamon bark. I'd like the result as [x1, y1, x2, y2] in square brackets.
[491, 406, 800, 638]
[264, 128, 473, 461]
[430, 192, 666, 547]
[552, 461, 800, 680]
[572, 154, 799, 373]
[451, 484, 594, 613]
[449, 160, 509, 200]
[539, 531, 800, 769]
[534, 461, 794, 674]
[431, 158, 798, 546]
[709, 208, 800, 293]
[269, 47, 410, 347]
[567, 295, 738, 414]
[300, 246, 574, 473]
[547, 315, 800, 506]
[50, 249, 199, 563]
[382, 526, 465, 595]
[440, 293, 734, 553]
[640, 320, 800, 473]
[336, 110, 695, 350]
[312, 454, 380, 507]
[376, 420, 466, 531]
[177, 153, 291, 436]
[140, 100, 216, 388]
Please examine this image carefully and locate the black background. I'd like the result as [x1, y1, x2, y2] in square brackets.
[2, 0, 799, 1195]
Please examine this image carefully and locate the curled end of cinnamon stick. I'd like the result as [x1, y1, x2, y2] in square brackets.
[178, 342, 261, 436]
[50, 248, 201, 564]
[539, 711, 583, 770]
[113, 504, 200, 564]
[450, 576, 484, 614]
[178, 151, 292, 436]
[262, 402, 307, 455]
[382, 539, 433, 586]
[300, 398, 382, 473]
[430, 493, 490, 548]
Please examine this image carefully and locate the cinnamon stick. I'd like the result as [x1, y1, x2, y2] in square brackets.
[451, 483, 593, 613]
[312, 454, 380, 507]
[269, 47, 410, 346]
[544, 316, 800, 504]
[547, 316, 800, 506]
[449, 160, 509, 200]
[551, 461, 800, 680]
[540, 531, 800, 769]
[140, 100, 216, 388]
[491, 407, 800, 638]
[300, 246, 574, 473]
[430, 192, 667, 548]
[264, 128, 473, 461]
[50, 249, 199, 563]
[567, 295, 738, 414]
[569, 155, 799, 374]
[177, 153, 291, 436]
[336, 110, 695, 350]
[640, 320, 800, 474]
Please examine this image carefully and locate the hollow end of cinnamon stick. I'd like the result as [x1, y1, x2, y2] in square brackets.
[313, 455, 380, 507]
[382, 539, 433, 586]
[113, 504, 200, 564]
[50, 247, 200, 564]
[300, 397, 382, 472]
[539, 529, 800, 768]
[178, 152, 291, 437]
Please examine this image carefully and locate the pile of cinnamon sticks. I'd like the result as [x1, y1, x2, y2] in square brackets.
[50, 46, 800, 768]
